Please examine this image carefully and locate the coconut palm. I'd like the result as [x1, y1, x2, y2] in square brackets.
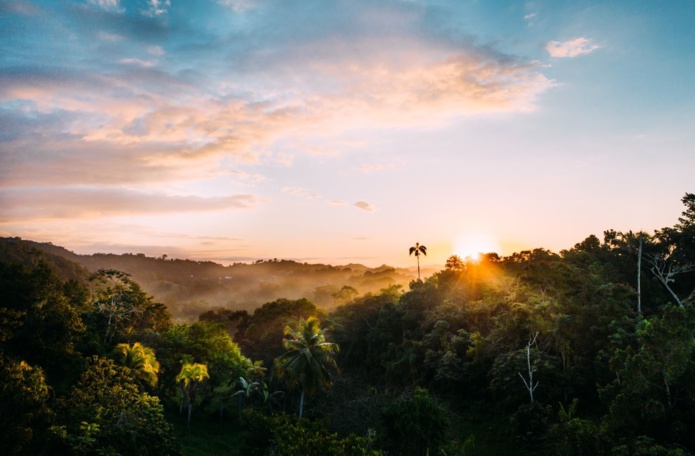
[274, 316, 339, 419]
[112, 342, 160, 388]
[176, 362, 210, 426]
[409, 242, 427, 280]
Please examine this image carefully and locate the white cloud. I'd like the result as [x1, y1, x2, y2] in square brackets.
[88, 0, 123, 13]
[354, 201, 375, 212]
[147, 45, 165, 56]
[546, 37, 600, 58]
[218, 0, 255, 12]
[145, 0, 170, 16]
[282, 187, 321, 200]
[98, 31, 125, 42]
[119, 58, 156, 67]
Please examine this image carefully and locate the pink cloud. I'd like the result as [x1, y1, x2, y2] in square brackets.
[546, 37, 600, 58]
[0, 188, 257, 221]
[354, 201, 375, 212]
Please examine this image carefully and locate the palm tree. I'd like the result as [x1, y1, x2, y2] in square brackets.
[176, 363, 210, 426]
[409, 242, 427, 280]
[233, 376, 260, 410]
[274, 316, 339, 419]
[112, 342, 160, 388]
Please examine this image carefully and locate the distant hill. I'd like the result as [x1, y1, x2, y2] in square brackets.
[0, 237, 417, 320]
[0, 237, 91, 283]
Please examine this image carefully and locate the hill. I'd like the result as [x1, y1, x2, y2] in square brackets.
[0, 237, 417, 320]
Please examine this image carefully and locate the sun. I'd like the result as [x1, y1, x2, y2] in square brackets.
[453, 233, 501, 262]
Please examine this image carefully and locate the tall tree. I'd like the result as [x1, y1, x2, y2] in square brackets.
[409, 242, 428, 281]
[176, 363, 210, 426]
[275, 316, 339, 419]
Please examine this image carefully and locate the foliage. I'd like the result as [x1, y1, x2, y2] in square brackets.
[0, 356, 52, 455]
[112, 342, 160, 388]
[51, 356, 179, 455]
[275, 316, 339, 418]
[177, 363, 210, 426]
[88, 269, 171, 346]
[240, 409, 382, 456]
[379, 387, 448, 456]
[1, 192, 695, 454]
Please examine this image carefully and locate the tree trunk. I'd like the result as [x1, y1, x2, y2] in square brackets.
[298, 389, 305, 419]
[518, 333, 539, 403]
[187, 400, 192, 427]
[417, 256, 421, 281]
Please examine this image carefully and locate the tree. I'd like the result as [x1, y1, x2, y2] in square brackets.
[176, 363, 210, 426]
[112, 342, 160, 389]
[52, 356, 178, 455]
[518, 332, 540, 403]
[275, 316, 339, 418]
[89, 269, 170, 345]
[445, 255, 465, 271]
[0, 356, 51, 455]
[379, 388, 448, 456]
[409, 242, 427, 281]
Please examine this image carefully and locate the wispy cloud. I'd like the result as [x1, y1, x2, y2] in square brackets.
[359, 162, 396, 174]
[88, 0, 123, 13]
[218, 0, 256, 12]
[98, 31, 125, 42]
[0, 2, 554, 191]
[119, 57, 156, 67]
[354, 201, 375, 212]
[0, 188, 257, 221]
[546, 37, 600, 58]
[145, 0, 170, 16]
[282, 187, 321, 200]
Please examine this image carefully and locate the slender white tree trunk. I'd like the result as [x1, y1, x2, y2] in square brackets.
[518, 332, 539, 403]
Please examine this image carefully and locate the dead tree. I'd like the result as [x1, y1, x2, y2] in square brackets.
[518, 332, 540, 403]
[643, 253, 694, 308]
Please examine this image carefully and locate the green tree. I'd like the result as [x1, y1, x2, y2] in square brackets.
[52, 356, 178, 455]
[445, 255, 465, 271]
[379, 387, 448, 456]
[275, 316, 339, 418]
[0, 356, 52, 455]
[176, 362, 210, 426]
[409, 242, 427, 281]
[89, 269, 171, 345]
[0, 261, 85, 389]
[112, 342, 160, 389]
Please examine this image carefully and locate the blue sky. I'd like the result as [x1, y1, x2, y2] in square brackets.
[1, 0, 693, 266]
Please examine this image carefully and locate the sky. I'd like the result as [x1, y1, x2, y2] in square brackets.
[1, 0, 694, 268]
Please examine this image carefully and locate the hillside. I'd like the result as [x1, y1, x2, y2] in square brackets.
[0, 237, 418, 320]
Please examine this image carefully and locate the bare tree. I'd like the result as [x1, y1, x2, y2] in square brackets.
[643, 252, 694, 308]
[518, 332, 540, 403]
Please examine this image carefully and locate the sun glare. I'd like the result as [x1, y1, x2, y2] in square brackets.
[453, 233, 500, 262]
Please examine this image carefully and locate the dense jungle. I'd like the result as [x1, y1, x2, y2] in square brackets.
[1, 193, 694, 455]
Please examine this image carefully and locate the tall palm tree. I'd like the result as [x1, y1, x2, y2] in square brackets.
[409, 242, 427, 280]
[274, 316, 339, 419]
[176, 363, 210, 426]
[112, 342, 160, 388]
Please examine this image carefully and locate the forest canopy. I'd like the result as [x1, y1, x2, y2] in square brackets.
[1, 193, 694, 455]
